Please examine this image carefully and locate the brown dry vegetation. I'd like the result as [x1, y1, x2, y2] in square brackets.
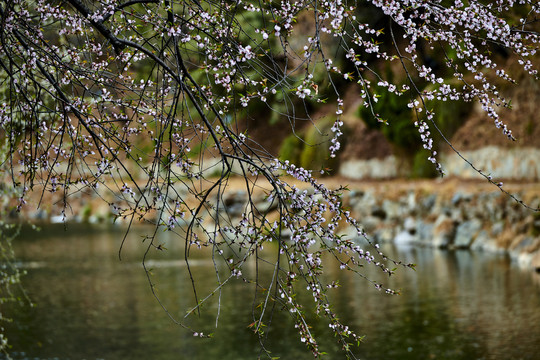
[449, 57, 540, 151]
[242, 54, 540, 163]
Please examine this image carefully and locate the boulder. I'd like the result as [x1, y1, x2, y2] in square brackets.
[382, 199, 401, 220]
[420, 194, 437, 215]
[394, 230, 416, 245]
[453, 219, 483, 249]
[432, 214, 456, 248]
[221, 190, 247, 216]
[470, 230, 505, 254]
[361, 216, 382, 233]
[416, 220, 435, 244]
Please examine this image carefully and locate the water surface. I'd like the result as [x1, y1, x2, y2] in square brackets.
[3, 224, 540, 359]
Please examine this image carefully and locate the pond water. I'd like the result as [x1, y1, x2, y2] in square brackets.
[3, 224, 540, 360]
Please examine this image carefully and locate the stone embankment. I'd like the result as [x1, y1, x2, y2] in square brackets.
[198, 179, 540, 272]
[337, 181, 540, 272]
[14, 176, 540, 273]
[340, 146, 540, 180]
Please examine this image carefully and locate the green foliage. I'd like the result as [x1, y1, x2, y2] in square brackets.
[277, 116, 347, 175]
[278, 133, 303, 165]
[81, 204, 93, 223]
[359, 80, 473, 178]
[358, 85, 420, 153]
[424, 84, 472, 141]
[299, 117, 345, 175]
[411, 150, 438, 178]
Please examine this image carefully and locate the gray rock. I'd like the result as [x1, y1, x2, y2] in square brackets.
[29, 208, 48, 220]
[470, 230, 505, 254]
[222, 190, 247, 216]
[453, 219, 483, 249]
[406, 191, 417, 211]
[432, 214, 456, 248]
[280, 228, 292, 240]
[361, 216, 381, 233]
[255, 197, 278, 213]
[382, 199, 401, 220]
[374, 228, 395, 243]
[510, 236, 538, 253]
[403, 217, 416, 232]
[351, 190, 377, 216]
[440, 146, 540, 180]
[394, 217, 418, 245]
[450, 193, 460, 205]
[420, 194, 437, 214]
[348, 189, 365, 199]
[450, 207, 465, 222]
[394, 230, 417, 245]
[416, 221, 435, 244]
[338, 225, 360, 241]
[491, 222, 505, 237]
[339, 157, 398, 179]
[514, 252, 534, 269]
[88, 214, 103, 224]
[470, 230, 489, 251]
[371, 206, 387, 220]
[362, 190, 378, 207]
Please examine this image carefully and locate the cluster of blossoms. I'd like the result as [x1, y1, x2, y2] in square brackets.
[1, 0, 538, 357]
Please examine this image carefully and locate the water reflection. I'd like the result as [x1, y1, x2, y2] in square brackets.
[3, 225, 540, 359]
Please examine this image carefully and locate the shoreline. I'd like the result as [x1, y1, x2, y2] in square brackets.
[9, 177, 540, 273]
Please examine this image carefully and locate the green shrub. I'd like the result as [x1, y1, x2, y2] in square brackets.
[411, 150, 438, 178]
[299, 117, 346, 175]
[277, 116, 348, 175]
[278, 133, 304, 165]
[425, 82, 472, 141]
[358, 85, 420, 153]
[358, 79, 473, 178]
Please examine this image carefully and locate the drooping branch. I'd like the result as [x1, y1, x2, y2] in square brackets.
[1, 1, 540, 358]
